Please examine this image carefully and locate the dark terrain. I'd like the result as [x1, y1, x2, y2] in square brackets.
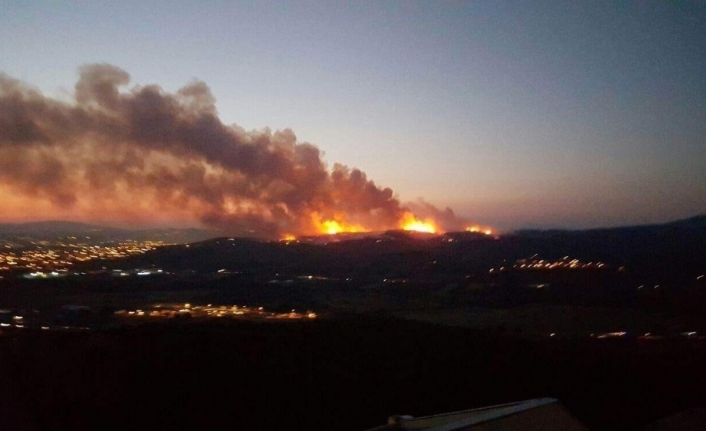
[1, 216, 705, 430]
[1, 317, 705, 431]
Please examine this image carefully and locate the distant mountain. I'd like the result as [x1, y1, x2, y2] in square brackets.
[69, 214, 705, 286]
[663, 214, 706, 229]
[0, 220, 216, 244]
[5, 216, 705, 285]
[506, 214, 706, 281]
[515, 214, 706, 236]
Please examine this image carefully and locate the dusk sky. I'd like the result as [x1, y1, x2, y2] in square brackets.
[1, 1, 705, 233]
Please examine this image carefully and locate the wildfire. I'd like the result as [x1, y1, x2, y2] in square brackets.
[310, 212, 440, 236]
[313, 213, 368, 235]
[466, 226, 493, 236]
[280, 234, 297, 241]
[323, 220, 344, 235]
[401, 213, 437, 234]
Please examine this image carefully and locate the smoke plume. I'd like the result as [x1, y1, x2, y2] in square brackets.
[0, 64, 465, 238]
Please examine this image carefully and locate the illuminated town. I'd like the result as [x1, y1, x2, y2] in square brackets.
[115, 303, 317, 321]
[0, 240, 168, 274]
[0, 303, 317, 333]
[488, 255, 612, 274]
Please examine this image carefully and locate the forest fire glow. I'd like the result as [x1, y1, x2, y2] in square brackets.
[313, 214, 368, 235]
[323, 220, 344, 235]
[401, 213, 437, 234]
[308, 212, 444, 236]
[0, 65, 468, 239]
[466, 226, 493, 236]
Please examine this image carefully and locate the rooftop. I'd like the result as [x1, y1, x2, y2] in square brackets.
[366, 398, 587, 431]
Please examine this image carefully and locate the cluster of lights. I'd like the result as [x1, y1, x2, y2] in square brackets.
[548, 331, 700, 340]
[0, 240, 166, 273]
[0, 312, 58, 331]
[115, 303, 317, 321]
[0, 313, 25, 329]
[488, 255, 609, 273]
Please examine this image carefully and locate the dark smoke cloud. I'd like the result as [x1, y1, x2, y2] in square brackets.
[0, 64, 465, 237]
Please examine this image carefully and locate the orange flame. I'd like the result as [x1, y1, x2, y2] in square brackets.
[466, 225, 493, 236]
[322, 220, 344, 235]
[401, 213, 437, 233]
[313, 213, 368, 235]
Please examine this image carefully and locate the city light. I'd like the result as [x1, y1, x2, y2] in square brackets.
[0, 240, 168, 274]
[115, 304, 318, 322]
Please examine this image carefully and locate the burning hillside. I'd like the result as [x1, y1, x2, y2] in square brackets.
[0, 64, 470, 238]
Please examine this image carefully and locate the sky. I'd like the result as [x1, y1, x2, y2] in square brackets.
[1, 1, 705, 232]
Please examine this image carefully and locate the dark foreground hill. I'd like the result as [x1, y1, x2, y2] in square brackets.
[1, 216, 705, 430]
[1, 317, 705, 431]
